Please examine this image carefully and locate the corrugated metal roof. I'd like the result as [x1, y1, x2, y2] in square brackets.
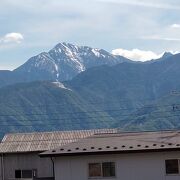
[40, 130, 180, 157]
[0, 129, 117, 153]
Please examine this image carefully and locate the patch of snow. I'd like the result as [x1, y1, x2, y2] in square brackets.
[76, 61, 85, 72]
[65, 48, 74, 57]
[54, 63, 59, 80]
[92, 49, 101, 57]
[70, 56, 85, 72]
[56, 73, 59, 80]
[58, 48, 62, 53]
[101, 54, 106, 58]
[74, 45, 79, 51]
[52, 82, 72, 91]
[54, 63, 58, 71]
[59, 44, 86, 72]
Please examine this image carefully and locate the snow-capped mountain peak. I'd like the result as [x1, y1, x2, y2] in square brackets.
[14, 42, 129, 81]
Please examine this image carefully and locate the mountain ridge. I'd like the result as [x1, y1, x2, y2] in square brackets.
[0, 42, 177, 88]
[0, 52, 180, 136]
[14, 42, 130, 82]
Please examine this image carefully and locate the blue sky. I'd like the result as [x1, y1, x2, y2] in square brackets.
[1, 0, 180, 69]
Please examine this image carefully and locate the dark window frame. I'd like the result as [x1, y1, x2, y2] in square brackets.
[165, 159, 180, 175]
[15, 170, 21, 179]
[89, 163, 102, 178]
[102, 162, 115, 177]
[22, 170, 33, 178]
[15, 169, 37, 179]
[88, 162, 116, 178]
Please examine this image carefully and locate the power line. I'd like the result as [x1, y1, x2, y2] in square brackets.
[0, 102, 177, 118]
[0, 114, 180, 127]
[0, 109, 133, 117]
[0, 100, 150, 108]
[0, 103, 177, 117]
[0, 104, 178, 124]
[0, 96, 176, 109]
[0, 100, 178, 127]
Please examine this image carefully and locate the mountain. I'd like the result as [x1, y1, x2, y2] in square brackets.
[1, 52, 180, 137]
[0, 42, 175, 88]
[0, 70, 26, 88]
[118, 93, 180, 131]
[0, 81, 115, 137]
[146, 52, 174, 64]
[14, 42, 130, 82]
[161, 52, 174, 59]
[66, 53, 180, 129]
[0, 44, 180, 136]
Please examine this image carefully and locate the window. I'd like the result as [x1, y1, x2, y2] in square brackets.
[165, 159, 179, 175]
[15, 170, 21, 178]
[88, 162, 115, 178]
[102, 162, 115, 177]
[15, 169, 37, 179]
[22, 170, 33, 178]
[89, 163, 101, 177]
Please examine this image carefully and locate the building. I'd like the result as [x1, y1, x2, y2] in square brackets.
[0, 129, 116, 180]
[41, 130, 180, 180]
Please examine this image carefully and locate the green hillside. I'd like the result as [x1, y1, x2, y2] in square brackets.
[0, 81, 115, 137]
[1, 53, 180, 137]
[118, 93, 180, 131]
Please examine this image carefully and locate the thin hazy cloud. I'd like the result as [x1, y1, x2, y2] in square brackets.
[95, 0, 180, 10]
[171, 24, 180, 28]
[142, 35, 180, 42]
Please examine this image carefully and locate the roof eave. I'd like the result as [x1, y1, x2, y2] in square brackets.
[39, 148, 180, 158]
[0, 150, 45, 155]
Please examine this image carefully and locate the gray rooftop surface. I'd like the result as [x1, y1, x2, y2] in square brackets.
[0, 129, 117, 153]
[40, 130, 180, 157]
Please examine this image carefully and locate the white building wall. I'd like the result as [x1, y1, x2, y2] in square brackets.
[0, 157, 2, 180]
[2, 153, 53, 180]
[54, 151, 180, 180]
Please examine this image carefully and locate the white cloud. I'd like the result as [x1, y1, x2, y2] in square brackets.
[142, 35, 180, 42]
[171, 24, 180, 28]
[169, 50, 180, 55]
[112, 48, 162, 61]
[0, 33, 24, 44]
[95, 0, 180, 10]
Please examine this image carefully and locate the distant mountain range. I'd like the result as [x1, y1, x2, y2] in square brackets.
[0, 42, 175, 88]
[0, 46, 180, 137]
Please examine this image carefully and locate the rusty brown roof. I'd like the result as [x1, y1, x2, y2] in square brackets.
[0, 129, 117, 153]
[40, 130, 180, 157]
